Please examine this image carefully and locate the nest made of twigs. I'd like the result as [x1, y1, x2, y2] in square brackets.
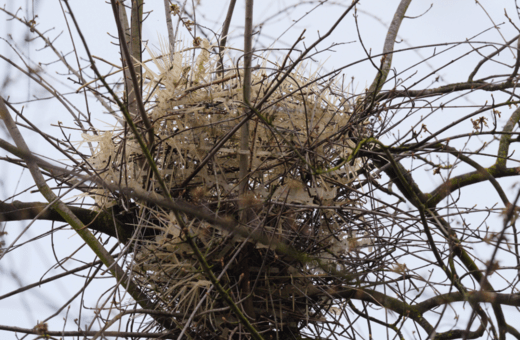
[83, 39, 372, 337]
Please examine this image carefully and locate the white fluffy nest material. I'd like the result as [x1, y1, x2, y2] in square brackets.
[81, 39, 373, 329]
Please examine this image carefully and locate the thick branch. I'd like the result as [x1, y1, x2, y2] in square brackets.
[217, 0, 237, 76]
[495, 105, 520, 169]
[443, 145, 510, 206]
[329, 288, 485, 339]
[382, 79, 515, 100]
[417, 291, 520, 313]
[130, 0, 143, 95]
[0, 200, 132, 242]
[428, 165, 520, 207]
[112, 0, 153, 146]
[367, 0, 411, 97]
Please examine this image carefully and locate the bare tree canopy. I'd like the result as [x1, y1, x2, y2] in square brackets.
[2, 1, 520, 339]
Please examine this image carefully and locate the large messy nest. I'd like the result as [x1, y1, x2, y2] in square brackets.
[83, 39, 374, 338]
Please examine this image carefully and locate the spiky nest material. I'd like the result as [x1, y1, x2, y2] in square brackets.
[83, 40, 372, 338]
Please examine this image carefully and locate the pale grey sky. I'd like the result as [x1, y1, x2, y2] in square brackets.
[1, 1, 520, 338]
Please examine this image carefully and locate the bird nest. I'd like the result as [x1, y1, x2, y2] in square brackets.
[83, 40, 373, 338]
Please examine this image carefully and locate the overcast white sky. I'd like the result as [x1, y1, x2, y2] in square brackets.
[1, 0, 520, 339]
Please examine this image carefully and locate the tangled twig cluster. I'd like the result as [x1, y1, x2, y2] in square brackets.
[84, 41, 372, 336]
